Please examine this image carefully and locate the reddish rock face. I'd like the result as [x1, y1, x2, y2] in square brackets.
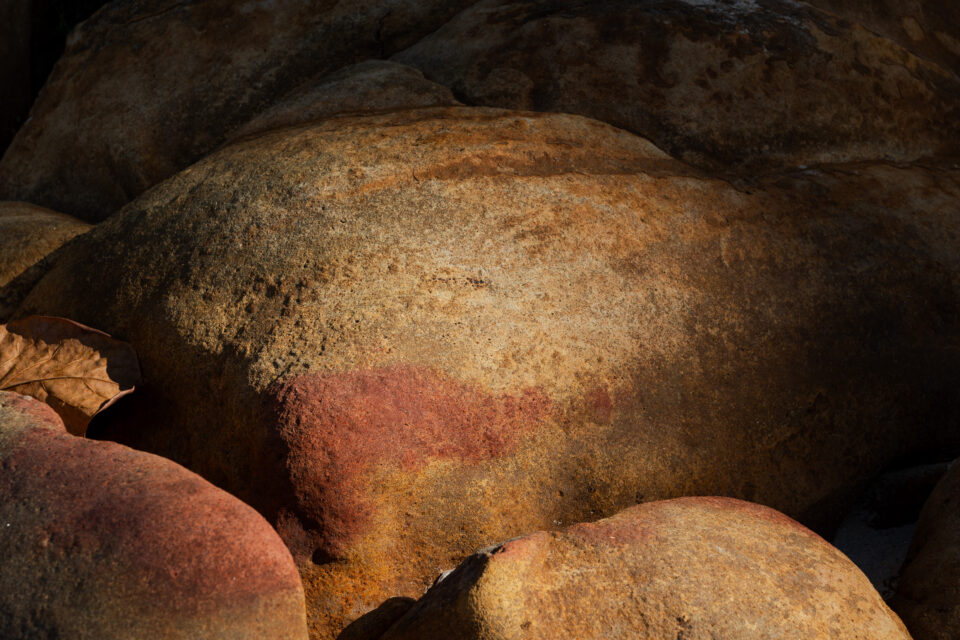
[377, 497, 911, 640]
[268, 366, 551, 558]
[893, 461, 960, 639]
[394, 0, 960, 171]
[0, 391, 309, 640]
[0, 0, 476, 221]
[16, 108, 960, 638]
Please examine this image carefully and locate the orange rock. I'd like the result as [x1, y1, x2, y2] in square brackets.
[0, 201, 90, 320]
[394, 0, 960, 170]
[377, 497, 911, 640]
[0, 391, 309, 639]
[16, 107, 960, 637]
[893, 461, 960, 639]
[0, 0, 475, 221]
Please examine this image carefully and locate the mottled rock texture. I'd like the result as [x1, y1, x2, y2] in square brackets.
[0, 0, 476, 221]
[805, 0, 960, 73]
[893, 460, 960, 639]
[16, 108, 960, 638]
[0, 390, 309, 640]
[229, 60, 460, 142]
[394, 0, 960, 170]
[0, 201, 90, 320]
[378, 497, 910, 640]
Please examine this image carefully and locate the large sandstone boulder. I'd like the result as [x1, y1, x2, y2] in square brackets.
[893, 460, 960, 639]
[0, 0, 476, 221]
[376, 497, 910, 639]
[805, 0, 960, 73]
[15, 107, 960, 637]
[0, 390, 309, 639]
[228, 60, 460, 142]
[0, 201, 90, 320]
[394, 0, 960, 170]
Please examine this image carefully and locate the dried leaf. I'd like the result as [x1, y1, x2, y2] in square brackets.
[0, 316, 140, 435]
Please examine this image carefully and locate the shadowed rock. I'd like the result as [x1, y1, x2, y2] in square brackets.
[805, 0, 960, 73]
[0, 391, 309, 639]
[394, 0, 960, 171]
[0, 0, 477, 221]
[893, 460, 960, 639]
[15, 107, 960, 637]
[228, 60, 460, 142]
[376, 497, 910, 639]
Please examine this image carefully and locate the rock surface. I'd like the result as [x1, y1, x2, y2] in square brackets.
[805, 0, 960, 73]
[376, 497, 910, 639]
[229, 60, 460, 141]
[0, 390, 309, 639]
[15, 107, 960, 638]
[0, 201, 90, 320]
[394, 0, 960, 171]
[893, 460, 960, 639]
[0, 0, 476, 221]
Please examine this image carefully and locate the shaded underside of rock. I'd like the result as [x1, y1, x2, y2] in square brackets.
[0, 0, 477, 221]
[893, 460, 960, 639]
[0, 201, 90, 321]
[378, 497, 910, 639]
[394, 0, 960, 171]
[15, 107, 960, 638]
[228, 60, 461, 142]
[0, 391, 309, 640]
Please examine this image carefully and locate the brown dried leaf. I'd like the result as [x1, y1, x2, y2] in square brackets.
[0, 316, 140, 435]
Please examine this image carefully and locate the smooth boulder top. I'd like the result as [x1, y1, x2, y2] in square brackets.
[0, 391, 309, 640]
[228, 60, 461, 142]
[0, 0, 477, 221]
[0, 201, 91, 320]
[893, 460, 960, 639]
[394, 0, 960, 170]
[15, 107, 960, 638]
[378, 497, 911, 640]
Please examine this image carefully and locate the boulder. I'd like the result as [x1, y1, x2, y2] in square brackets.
[805, 0, 960, 73]
[893, 460, 960, 639]
[228, 60, 460, 141]
[0, 201, 90, 320]
[0, 390, 309, 639]
[15, 107, 960, 637]
[377, 497, 911, 640]
[393, 0, 960, 171]
[0, 0, 476, 221]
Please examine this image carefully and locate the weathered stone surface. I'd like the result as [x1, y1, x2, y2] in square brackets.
[0, 0, 476, 221]
[229, 60, 460, 141]
[394, 0, 960, 171]
[805, 0, 960, 73]
[16, 107, 960, 637]
[0, 201, 90, 320]
[377, 497, 910, 640]
[0, 390, 309, 640]
[893, 460, 960, 639]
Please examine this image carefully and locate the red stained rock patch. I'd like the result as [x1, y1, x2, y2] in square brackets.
[267, 365, 552, 556]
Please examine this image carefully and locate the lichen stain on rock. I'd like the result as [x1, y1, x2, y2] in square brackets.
[267, 365, 553, 556]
